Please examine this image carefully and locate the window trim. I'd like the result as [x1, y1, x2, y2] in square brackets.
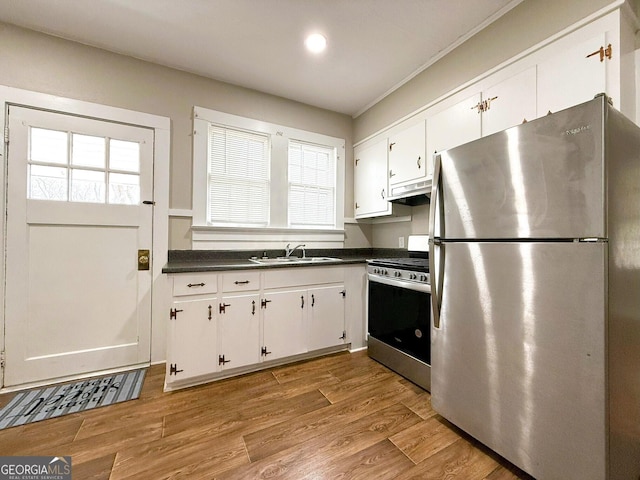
[192, 106, 345, 249]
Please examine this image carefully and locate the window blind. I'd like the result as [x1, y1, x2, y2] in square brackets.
[208, 125, 270, 225]
[288, 140, 336, 228]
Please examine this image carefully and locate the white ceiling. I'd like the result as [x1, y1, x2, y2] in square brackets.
[0, 0, 522, 116]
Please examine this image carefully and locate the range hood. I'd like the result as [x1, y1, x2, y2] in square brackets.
[387, 178, 431, 206]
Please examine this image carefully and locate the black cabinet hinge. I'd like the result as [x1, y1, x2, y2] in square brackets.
[169, 363, 183, 375]
[170, 308, 183, 320]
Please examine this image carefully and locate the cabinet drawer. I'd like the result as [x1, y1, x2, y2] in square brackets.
[222, 271, 260, 292]
[173, 274, 218, 297]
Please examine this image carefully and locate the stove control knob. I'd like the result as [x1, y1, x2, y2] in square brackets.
[395, 271, 401, 278]
[410, 273, 416, 280]
[420, 274, 427, 281]
[373, 268, 378, 274]
[383, 269, 388, 276]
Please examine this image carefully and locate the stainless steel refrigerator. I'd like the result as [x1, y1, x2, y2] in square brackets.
[428, 94, 640, 480]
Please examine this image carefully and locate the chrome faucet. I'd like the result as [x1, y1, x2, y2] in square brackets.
[285, 243, 306, 258]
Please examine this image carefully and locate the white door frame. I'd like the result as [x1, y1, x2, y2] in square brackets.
[0, 85, 171, 391]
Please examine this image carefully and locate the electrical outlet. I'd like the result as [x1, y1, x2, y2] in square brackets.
[398, 236, 405, 248]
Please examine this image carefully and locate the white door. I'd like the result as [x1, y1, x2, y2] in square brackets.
[4, 105, 154, 388]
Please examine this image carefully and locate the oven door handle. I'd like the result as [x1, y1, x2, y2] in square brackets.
[368, 274, 431, 294]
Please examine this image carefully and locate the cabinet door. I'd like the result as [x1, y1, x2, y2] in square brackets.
[354, 139, 391, 218]
[308, 285, 346, 351]
[388, 121, 427, 187]
[537, 34, 606, 117]
[217, 293, 260, 370]
[482, 67, 537, 137]
[426, 93, 482, 169]
[168, 298, 218, 380]
[262, 289, 307, 361]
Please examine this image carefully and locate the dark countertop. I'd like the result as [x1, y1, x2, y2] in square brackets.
[163, 248, 407, 274]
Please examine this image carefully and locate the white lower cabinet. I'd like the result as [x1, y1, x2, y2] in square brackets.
[307, 285, 346, 352]
[217, 293, 261, 370]
[262, 289, 307, 361]
[168, 297, 218, 380]
[165, 265, 361, 390]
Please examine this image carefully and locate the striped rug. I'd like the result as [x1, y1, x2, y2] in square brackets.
[0, 369, 146, 430]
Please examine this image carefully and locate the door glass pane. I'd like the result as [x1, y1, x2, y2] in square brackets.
[71, 169, 106, 203]
[110, 139, 140, 172]
[30, 128, 67, 165]
[28, 165, 67, 200]
[109, 173, 140, 205]
[72, 134, 105, 168]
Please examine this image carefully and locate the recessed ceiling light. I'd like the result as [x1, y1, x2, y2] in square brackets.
[305, 33, 327, 54]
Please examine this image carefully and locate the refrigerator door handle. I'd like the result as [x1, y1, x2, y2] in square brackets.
[429, 153, 443, 328]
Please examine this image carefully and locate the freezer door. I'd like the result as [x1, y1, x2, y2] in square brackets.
[431, 241, 606, 480]
[439, 96, 605, 239]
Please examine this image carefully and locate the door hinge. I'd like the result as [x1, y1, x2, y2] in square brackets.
[4, 127, 8, 144]
[586, 43, 612, 62]
[0, 350, 5, 368]
[170, 308, 183, 320]
[340, 331, 347, 340]
[340, 289, 346, 297]
[169, 363, 183, 375]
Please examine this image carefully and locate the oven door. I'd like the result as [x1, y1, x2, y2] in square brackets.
[367, 274, 431, 364]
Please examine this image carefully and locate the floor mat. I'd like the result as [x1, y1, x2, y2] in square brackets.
[0, 368, 146, 429]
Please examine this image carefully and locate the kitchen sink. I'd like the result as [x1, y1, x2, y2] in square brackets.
[249, 256, 341, 265]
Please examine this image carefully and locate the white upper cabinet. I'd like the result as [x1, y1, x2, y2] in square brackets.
[353, 138, 391, 219]
[426, 93, 482, 162]
[537, 34, 607, 116]
[482, 67, 537, 136]
[387, 120, 427, 195]
[353, 6, 635, 219]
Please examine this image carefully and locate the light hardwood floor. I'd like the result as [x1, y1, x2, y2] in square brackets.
[0, 351, 533, 479]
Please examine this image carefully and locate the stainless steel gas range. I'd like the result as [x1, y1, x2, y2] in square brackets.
[366, 235, 431, 391]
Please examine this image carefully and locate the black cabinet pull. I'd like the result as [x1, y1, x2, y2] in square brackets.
[187, 282, 205, 288]
[234, 280, 250, 285]
[301, 295, 304, 308]
[252, 300, 256, 315]
[311, 294, 315, 307]
[208, 305, 212, 320]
